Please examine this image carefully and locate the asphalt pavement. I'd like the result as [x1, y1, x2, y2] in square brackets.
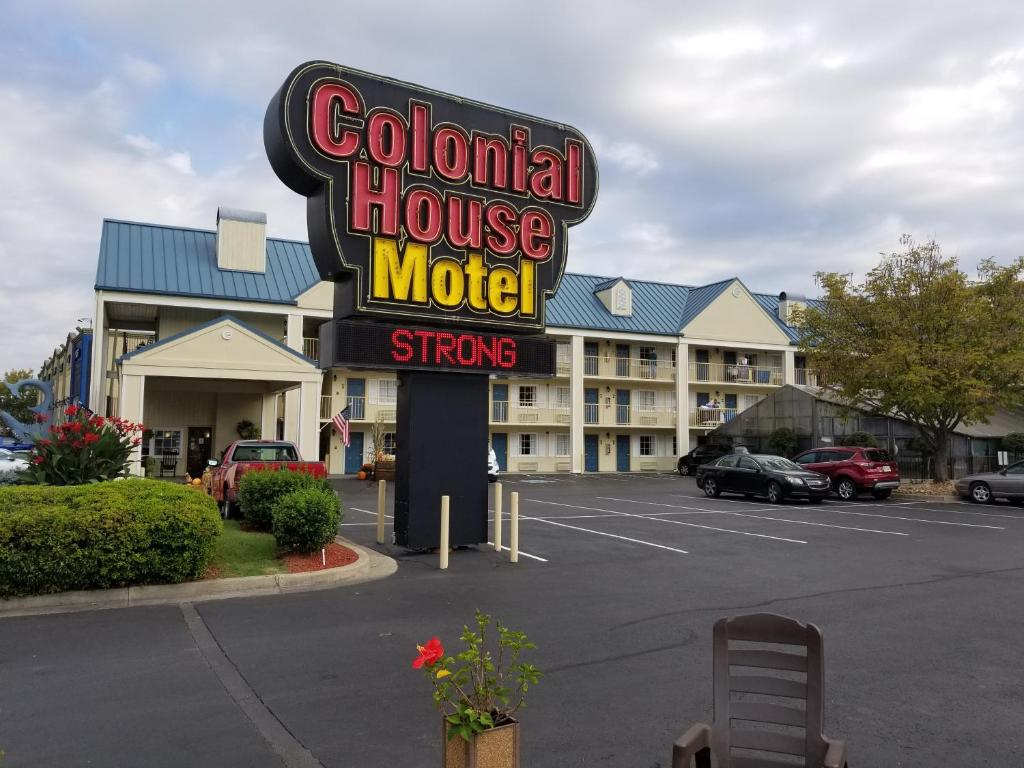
[1, 473, 1022, 767]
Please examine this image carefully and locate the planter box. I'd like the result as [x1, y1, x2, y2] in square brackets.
[442, 718, 519, 768]
[375, 458, 396, 482]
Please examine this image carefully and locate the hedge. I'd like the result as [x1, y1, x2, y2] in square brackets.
[272, 486, 343, 553]
[0, 479, 222, 598]
[237, 470, 333, 530]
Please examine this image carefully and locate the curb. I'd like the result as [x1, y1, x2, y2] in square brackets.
[0, 537, 398, 619]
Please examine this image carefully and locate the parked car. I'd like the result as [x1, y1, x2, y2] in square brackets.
[695, 453, 832, 504]
[792, 446, 900, 500]
[488, 448, 500, 483]
[0, 447, 30, 473]
[207, 440, 327, 517]
[954, 461, 1024, 504]
[677, 444, 731, 476]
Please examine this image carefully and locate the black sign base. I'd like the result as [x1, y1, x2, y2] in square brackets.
[394, 371, 489, 549]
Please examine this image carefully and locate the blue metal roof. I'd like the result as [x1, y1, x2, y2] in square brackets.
[95, 219, 320, 304]
[118, 314, 317, 366]
[750, 292, 822, 343]
[545, 273, 692, 334]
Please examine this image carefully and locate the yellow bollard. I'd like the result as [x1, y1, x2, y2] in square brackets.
[440, 495, 450, 570]
[493, 481, 503, 552]
[376, 479, 386, 545]
[509, 491, 519, 563]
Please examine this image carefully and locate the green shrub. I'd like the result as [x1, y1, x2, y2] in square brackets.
[237, 469, 332, 530]
[767, 427, 798, 457]
[271, 486, 342, 553]
[0, 479, 222, 598]
[24, 406, 144, 485]
[846, 431, 879, 447]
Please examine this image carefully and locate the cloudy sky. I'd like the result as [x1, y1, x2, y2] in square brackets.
[3, 1, 1024, 371]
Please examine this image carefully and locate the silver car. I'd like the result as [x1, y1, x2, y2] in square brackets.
[954, 460, 1024, 504]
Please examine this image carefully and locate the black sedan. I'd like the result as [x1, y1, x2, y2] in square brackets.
[695, 453, 831, 503]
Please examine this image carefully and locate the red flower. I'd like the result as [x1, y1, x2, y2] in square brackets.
[37, 439, 52, 447]
[412, 637, 445, 669]
[83, 432, 100, 444]
[33, 455, 45, 464]
[72, 440, 84, 450]
[90, 416, 105, 428]
[132, 437, 142, 446]
[69, 422, 83, 433]
[65, 405, 79, 417]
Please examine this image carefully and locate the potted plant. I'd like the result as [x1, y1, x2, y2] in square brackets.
[236, 420, 260, 440]
[413, 610, 541, 768]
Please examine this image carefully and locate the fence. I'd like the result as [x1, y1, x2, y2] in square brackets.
[896, 453, 1022, 481]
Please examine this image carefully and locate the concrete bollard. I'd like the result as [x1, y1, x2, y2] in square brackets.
[376, 479, 386, 545]
[509, 491, 519, 563]
[440, 495, 450, 570]
[493, 481, 503, 552]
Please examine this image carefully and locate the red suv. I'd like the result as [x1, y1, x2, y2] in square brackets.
[792, 446, 900, 500]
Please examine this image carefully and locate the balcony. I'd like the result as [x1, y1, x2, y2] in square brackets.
[346, 396, 366, 420]
[583, 356, 675, 381]
[556, 360, 571, 376]
[490, 401, 570, 425]
[303, 337, 319, 360]
[794, 368, 825, 387]
[690, 408, 739, 428]
[689, 362, 782, 386]
[585, 404, 677, 428]
[584, 403, 599, 424]
[320, 395, 333, 420]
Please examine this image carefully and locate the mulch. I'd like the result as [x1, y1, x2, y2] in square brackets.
[281, 542, 359, 573]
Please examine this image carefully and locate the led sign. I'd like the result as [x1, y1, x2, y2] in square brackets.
[265, 61, 598, 331]
[319, 320, 555, 377]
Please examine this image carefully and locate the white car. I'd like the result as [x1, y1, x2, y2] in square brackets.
[0, 448, 30, 474]
[488, 447, 500, 483]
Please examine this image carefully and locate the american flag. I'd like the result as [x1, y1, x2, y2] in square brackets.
[331, 406, 351, 447]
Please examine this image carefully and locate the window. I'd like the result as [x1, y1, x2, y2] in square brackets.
[518, 385, 537, 407]
[555, 386, 571, 409]
[231, 444, 299, 462]
[1006, 461, 1024, 475]
[636, 391, 656, 411]
[717, 455, 739, 468]
[383, 432, 397, 455]
[863, 449, 891, 462]
[519, 433, 537, 456]
[738, 456, 759, 470]
[377, 379, 397, 404]
[639, 435, 655, 456]
[795, 452, 818, 465]
[673, 435, 678, 455]
[556, 343, 571, 363]
[555, 433, 570, 457]
[153, 429, 181, 458]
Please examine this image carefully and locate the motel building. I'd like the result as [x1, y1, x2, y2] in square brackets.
[76, 208, 818, 477]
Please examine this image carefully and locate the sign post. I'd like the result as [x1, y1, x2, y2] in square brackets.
[265, 61, 597, 550]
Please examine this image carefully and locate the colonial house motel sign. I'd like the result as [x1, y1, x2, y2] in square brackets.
[264, 61, 598, 548]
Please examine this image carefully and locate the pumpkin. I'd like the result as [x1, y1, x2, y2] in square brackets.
[357, 470, 367, 480]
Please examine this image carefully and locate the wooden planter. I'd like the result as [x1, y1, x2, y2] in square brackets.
[375, 458, 396, 482]
[442, 718, 519, 768]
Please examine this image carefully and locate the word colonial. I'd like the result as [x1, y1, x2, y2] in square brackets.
[265, 61, 598, 331]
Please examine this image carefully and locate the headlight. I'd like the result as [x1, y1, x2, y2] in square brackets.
[786, 476, 805, 486]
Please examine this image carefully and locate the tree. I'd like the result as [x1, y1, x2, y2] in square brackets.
[798, 236, 1024, 481]
[846, 431, 879, 448]
[768, 427, 798, 457]
[0, 369, 38, 436]
[1003, 432, 1024, 455]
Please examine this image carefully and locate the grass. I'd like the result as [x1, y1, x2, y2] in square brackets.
[207, 520, 286, 578]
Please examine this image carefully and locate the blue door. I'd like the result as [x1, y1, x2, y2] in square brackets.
[344, 432, 365, 474]
[491, 433, 507, 471]
[492, 384, 508, 423]
[584, 387, 599, 424]
[584, 434, 599, 472]
[616, 389, 630, 424]
[616, 435, 630, 472]
[724, 393, 738, 422]
[347, 378, 366, 420]
[695, 348, 710, 381]
[584, 342, 599, 375]
[616, 344, 630, 376]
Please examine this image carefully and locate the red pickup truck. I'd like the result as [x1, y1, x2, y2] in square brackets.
[208, 440, 327, 517]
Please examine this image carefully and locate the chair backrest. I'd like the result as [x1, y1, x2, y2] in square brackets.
[710, 613, 828, 768]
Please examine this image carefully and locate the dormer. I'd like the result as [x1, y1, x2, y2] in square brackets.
[594, 277, 633, 317]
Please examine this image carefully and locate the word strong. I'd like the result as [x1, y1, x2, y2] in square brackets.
[265, 61, 598, 330]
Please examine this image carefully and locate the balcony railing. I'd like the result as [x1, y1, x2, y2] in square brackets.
[584, 403, 599, 424]
[584, 355, 599, 376]
[346, 396, 366, 420]
[690, 408, 739, 428]
[583, 356, 675, 381]
[689, 362, 783, 386]
[794, 368, 824, 387]
[490, 401, 570, 424]
[556, 360, 571, 376]
[303, 337, 319, 360]
[492, 400, 509, 423]
[320, 395, 333, 420]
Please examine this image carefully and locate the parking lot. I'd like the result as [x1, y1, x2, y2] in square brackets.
[2, 473, 1023, 767]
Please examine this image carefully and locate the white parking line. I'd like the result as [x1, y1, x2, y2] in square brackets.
[487, 543, 549, 562]
[864, 502, 1024, 520]
[600, 497, 907, 536]
[527, 500, 807, 544]
[827, 509, 1004, 529]
[351, 506, 392, 519]
[525, 516, 689, 554]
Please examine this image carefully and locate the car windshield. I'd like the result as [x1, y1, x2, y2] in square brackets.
[755, 456, 802, 472]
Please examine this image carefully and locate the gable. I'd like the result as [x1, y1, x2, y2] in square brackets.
[121, 317, 319, 375]
[682, 281, 791, 344]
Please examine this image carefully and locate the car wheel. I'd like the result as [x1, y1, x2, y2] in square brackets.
[703, 477, 720, 498]
[678, 461, 691, 476]
[835, 478, 857, 501]
[969, 482, 993, 504]
[767, 481, 783, 504]
[872, 489, 892, 500]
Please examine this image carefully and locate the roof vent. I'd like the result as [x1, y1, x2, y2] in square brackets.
[778, 291, 806, 323]
[217, 208, 267, 273]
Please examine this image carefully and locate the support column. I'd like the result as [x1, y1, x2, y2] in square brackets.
[89, 294, 107, 415]
[297, 380, 321, 462]
[675, 340, 689, 455]
[118, 373, 145, 476]
[260, 393, 278, 441]
[570, 335, 585, 473]
[283, 314, 303, 442]
[784, 349, 796, 386]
